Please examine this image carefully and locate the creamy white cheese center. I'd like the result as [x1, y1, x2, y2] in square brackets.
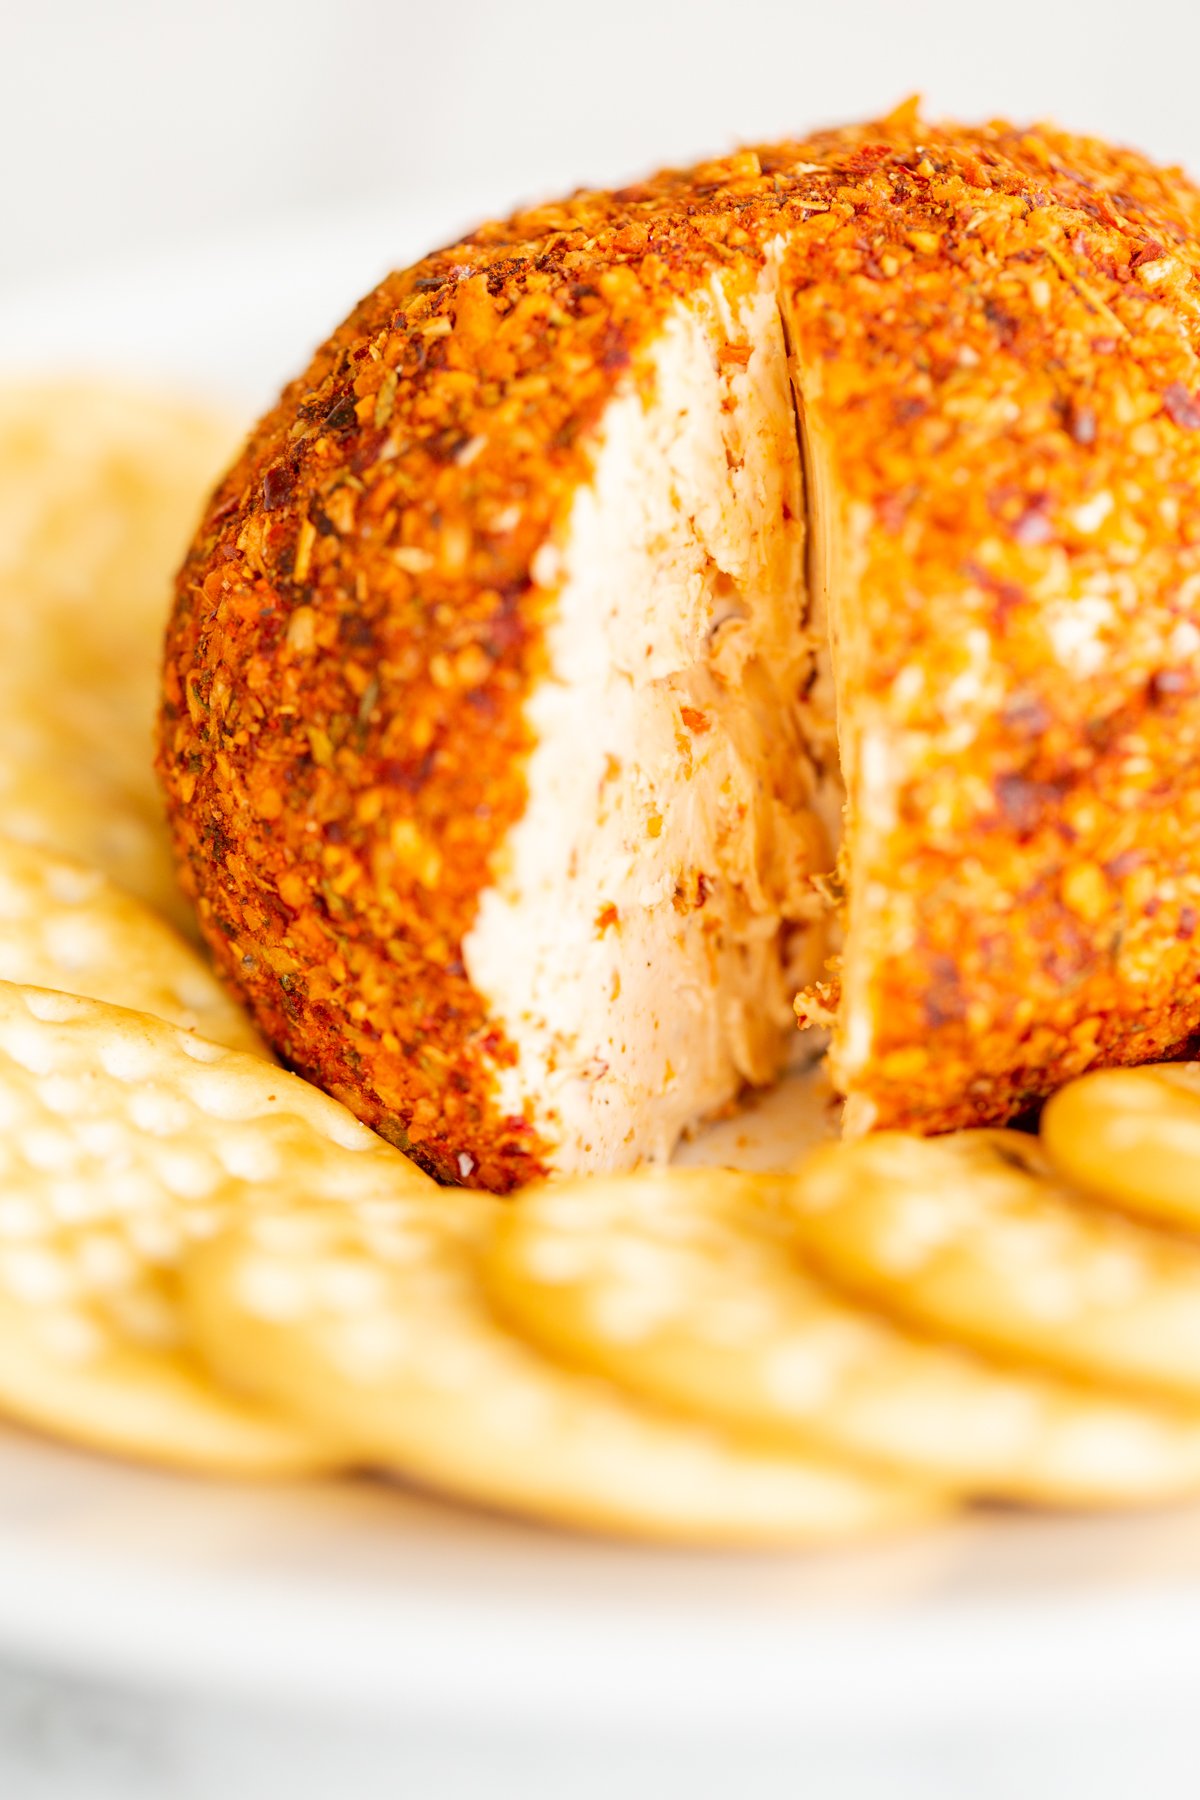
[464, 261, 837, 1173]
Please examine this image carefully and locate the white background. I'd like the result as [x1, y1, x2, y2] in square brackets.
[3, 0, 1199, 298]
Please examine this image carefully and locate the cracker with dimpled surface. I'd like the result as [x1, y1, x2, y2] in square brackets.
[485, 1166, 1200, 1506]
[1042, 1064, 1200, 1236]
[785, 1130, 1200, 1407]
[0, 836, 264, 1054]
[182, 1186, 941, 1546]
[0, 980, 434, 1474]
[0, 697, 186, 933]
[0, 382, 235, 931]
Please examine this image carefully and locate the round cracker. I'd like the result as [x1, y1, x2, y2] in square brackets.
[0, 381, 235, 930]
[1042, 1063, 1200, 1234]
[0, 980, 433, 1475]
[485, 1166, 1200, 1505]
[0, 1299, 336, 1479]
[785, 1130, 1200, 1406]
[0, 697, 186, 935]
[182, 1190, 941, 1547]
[0, 835, 263, 1055]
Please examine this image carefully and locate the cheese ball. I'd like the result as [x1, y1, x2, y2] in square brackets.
[160, 105, 1200, 1188]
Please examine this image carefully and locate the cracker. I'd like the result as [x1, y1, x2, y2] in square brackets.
[786, 1130, 1200, 1406]
[0, 836, 263, 1054]
[182, 1190, 940, 1546]
[1042, 1064, 1200, 1234]
[0, 980, 433, 1474]
[0, 381, 235, 930]
[0, 695, 185, 933]
[485, 1166, 1200, 1505]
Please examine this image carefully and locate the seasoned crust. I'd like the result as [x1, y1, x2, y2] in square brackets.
[160, 104, 1200, 1185]
[158, 133, 843, 1188]
[778, 117, 1200, 1132]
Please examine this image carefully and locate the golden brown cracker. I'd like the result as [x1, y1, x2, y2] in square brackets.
[184, 1187, 941, 1545]
[0, 836, 263, 1053]
[1043, 1064, 1200, 1235]
[486, 1166, 1200, 1505]
[0, 980, 431, 1473]
[785, 1130, 1200, 1406]
[0, 381, 235, 929]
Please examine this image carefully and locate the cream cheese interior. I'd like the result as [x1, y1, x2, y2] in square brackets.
[463, 259, 842, 1174]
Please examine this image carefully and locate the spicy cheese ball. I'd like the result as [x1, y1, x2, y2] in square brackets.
[160, 104, 1200, 1189]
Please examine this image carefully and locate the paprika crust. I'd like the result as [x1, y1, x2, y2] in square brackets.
[160, 106, 1200, 1188]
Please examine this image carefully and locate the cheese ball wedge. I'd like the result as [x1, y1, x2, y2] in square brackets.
[182, 1188, 940, 1546]
[162, 106, 1200, 1187]
[485, 1167, 1200, 1506]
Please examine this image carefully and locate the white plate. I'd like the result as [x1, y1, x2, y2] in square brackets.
[3, 218, 1200, 1758]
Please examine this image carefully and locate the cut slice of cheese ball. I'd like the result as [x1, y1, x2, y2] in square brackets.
[161, 106, 1200, 1188]
[462, 268, 824, 1170]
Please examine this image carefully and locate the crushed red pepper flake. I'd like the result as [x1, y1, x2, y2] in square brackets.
[1162, 381, 1200, 429]
[594, 903, 620, 937]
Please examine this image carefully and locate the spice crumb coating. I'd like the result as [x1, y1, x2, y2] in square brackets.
[160, 102, 1200, 1186]
[780, 112, 1200, 1134]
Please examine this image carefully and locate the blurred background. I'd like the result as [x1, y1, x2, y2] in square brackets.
[5, 0, 1200, 289]
[3, 0, 1200, 398]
